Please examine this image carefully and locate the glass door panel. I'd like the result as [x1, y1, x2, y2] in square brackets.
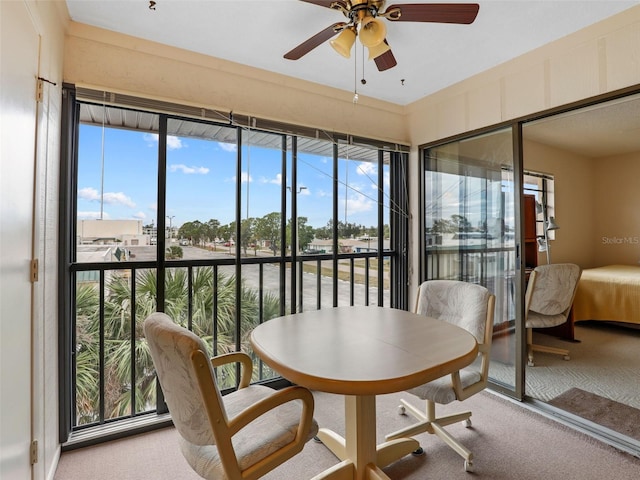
[424, 127, 521, 397]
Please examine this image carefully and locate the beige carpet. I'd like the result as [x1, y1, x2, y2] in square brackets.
[490, 321, 640, 408]
[54, 390, 640, 480]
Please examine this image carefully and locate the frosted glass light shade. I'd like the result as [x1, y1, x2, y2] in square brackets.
[359, 17, 386, 48]
[330, 28, 356, 58]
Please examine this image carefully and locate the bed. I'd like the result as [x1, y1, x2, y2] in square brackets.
[572, 265, 640, 326]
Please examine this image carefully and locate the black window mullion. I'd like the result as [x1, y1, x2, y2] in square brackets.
[350, 259, 355, 305]
[213, 265, 219, 357]
[99, 271, 106, 423]
[235, 128, 243, 355]
[188, 266, 193, 331]
[377, 150, 384, 306]
[290, 136, 298, 313]
[332, 142, 339, 307]
[155, 115, 168, 414]
[365, 258, 370, 306]
[279, 136, 287, 316]
[316, 259, 322, 310]
[130, 268, 136, 417]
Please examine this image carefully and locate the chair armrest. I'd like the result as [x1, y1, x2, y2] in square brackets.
[210, 352, 253, 389]
[227, 386, 315, 441]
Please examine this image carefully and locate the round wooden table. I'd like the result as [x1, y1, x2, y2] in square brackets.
[250, 305, 478, 480]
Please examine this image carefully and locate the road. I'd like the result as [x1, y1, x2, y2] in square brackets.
[125, 244, 389, 309]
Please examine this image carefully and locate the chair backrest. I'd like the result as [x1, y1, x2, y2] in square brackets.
[143, 312, 223, 446]
[526, 263, 581, 317]
[414, 280, 496, 400]
[415, 280, 494, 345]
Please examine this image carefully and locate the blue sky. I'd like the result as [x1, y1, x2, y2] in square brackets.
[77, 124, 389, 230]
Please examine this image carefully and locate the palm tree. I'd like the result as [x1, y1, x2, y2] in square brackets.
[74, 267, 281, 425]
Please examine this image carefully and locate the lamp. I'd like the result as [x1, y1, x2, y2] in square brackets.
[359, 16, 386, 48]
[542, 216, 560, 264]
[330, 27, 356, 58]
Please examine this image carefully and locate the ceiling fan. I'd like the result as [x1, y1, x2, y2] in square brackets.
[284, 1, 480, 71]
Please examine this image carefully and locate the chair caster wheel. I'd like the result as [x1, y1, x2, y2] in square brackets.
[397, 405, 406, 415]
[464, 460, 474, 472]
[463, 419, 472, 428]
[563, 355, 570, 361]
[411, 447, 424, 456]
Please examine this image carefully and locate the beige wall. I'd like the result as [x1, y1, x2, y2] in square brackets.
[525, 145, 640, 269]
[593, 152, 640, 265]
[63, 23, 409, 146]
[523, 140, 597, 268]
[1, 1, 67, 480]
[405, 6, 640, 146]
[405, 5, 640, 279]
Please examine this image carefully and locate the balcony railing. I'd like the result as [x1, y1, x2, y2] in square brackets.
[70, 249, 394, 433]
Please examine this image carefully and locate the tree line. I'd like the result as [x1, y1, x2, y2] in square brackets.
[148, 213, 389, 254]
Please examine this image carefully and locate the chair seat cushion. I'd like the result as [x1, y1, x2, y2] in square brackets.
[525, 311, 567, 329]
[406, 367, 482, 405]
[180, 385, 319, 480]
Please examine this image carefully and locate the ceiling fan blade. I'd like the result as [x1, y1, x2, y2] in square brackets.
[374, 42, 397, 72]
[284, 22, 347, 60]
[298, 0, 348, 10]
[384, 3, 480, 24]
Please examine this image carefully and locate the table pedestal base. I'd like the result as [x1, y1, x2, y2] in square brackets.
[312, 395, 420, 480]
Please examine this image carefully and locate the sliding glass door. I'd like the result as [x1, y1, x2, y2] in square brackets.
[422, 127, 524, 398]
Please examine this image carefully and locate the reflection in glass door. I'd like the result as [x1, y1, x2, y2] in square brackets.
[423, 127, 522, 397]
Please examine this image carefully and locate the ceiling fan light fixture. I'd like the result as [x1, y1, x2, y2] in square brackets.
[359, 16, 386, 48]
[367, 40, 390, 60]
[330, 27, 356, 58]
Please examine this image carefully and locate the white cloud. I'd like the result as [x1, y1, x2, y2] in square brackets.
[133, 211, 146, 220]
[344, 195, 374, 214]
[166, 136, 183, 150]
[231, 172, 253, 184]
[268, 173, 282, 185]
[170, 164, 210, 174]
[103, 192, 136, 208]
[357, 162, 377, 176]
[78, 187, 136, 208]
[218, 142, 237, 152]
[143, 133, 184, 150]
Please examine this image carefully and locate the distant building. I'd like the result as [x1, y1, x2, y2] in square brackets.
[77, 219, 151, 246]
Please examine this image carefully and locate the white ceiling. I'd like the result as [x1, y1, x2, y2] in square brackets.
[65, 0, 639, 106]
[66, 0, 640, 157]
[524, 93, 640, 158]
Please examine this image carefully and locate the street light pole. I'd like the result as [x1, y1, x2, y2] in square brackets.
[287, 186, 307, 253]
[167, 215, 175, 242]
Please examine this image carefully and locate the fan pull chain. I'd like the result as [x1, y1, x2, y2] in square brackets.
[353, 40, 358, 104]
[361, 44, 367, 86]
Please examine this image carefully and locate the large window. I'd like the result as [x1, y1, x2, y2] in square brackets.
[422, 127, 521, 396]
[59, 86, 409, 443]
[524, 170, 556, 242]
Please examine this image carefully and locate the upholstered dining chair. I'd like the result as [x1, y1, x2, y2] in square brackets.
[385, 280, 495, 473]
[143, 312, 319, 480]
[525, 263, 582, 367]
